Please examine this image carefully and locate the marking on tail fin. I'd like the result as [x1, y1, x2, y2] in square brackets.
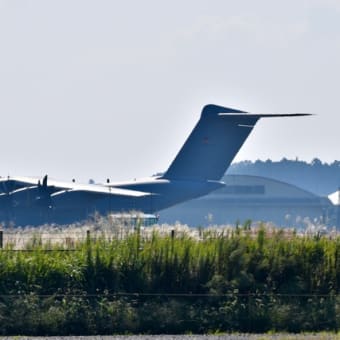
[238, 124, 255, 128]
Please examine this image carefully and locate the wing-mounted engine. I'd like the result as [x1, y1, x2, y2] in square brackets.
[0, 177, 37, 211]
[0, 175, 64, 211]
[35, 175, 61, 208]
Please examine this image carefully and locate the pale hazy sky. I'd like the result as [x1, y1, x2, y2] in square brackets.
[0, 0, 339, 183]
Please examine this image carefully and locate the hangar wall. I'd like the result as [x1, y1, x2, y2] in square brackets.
[159, 175, 334, 228]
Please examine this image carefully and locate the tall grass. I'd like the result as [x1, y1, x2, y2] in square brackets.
[2, 223, 340, 296]
[1, 223, 340, 334]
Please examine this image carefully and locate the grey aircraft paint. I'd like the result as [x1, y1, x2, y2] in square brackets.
[0, 104, 310, 226]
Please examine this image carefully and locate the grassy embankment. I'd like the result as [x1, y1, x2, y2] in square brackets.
[1, 223, 340, 335]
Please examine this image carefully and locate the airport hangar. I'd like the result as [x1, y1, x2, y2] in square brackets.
[158, 174, 338, 228]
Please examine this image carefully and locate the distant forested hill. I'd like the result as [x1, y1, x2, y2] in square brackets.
[227, 158, 340, 196]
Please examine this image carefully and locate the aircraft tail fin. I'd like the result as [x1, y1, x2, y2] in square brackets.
[163, 104, 310, 181]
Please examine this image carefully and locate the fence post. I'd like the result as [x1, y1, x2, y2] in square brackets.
[86, 230, 91, 246]
[171, 229, 175, 255]
[0, 230, 3, 249]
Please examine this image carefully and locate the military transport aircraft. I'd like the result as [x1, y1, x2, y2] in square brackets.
[0, 104, 310, 226]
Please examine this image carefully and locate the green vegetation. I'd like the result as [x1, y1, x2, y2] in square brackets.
[1, 225, 340, 335]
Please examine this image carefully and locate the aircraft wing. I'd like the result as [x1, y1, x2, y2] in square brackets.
[0, 176, 43, 194]
[0, 175, 151, 211]
[0, 176, 150, 197]
[50, 185, 151, 210]
[51, 185, 150, 198]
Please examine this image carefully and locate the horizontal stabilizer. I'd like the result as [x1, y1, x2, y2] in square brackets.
[200, 104, 313, 117]
[218, 113, 313, 117]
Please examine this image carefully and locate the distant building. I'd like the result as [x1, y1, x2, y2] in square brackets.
[328, 189, 340, 228]
[159, 175, 334, 228]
